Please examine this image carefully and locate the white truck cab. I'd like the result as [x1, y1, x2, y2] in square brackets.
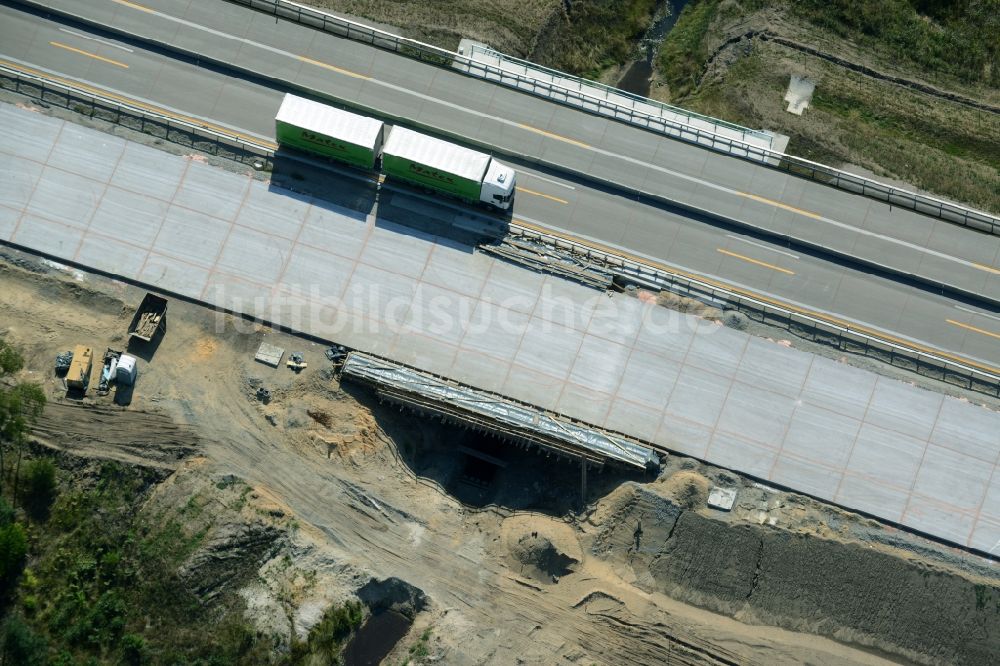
[480, 159, 516, 210]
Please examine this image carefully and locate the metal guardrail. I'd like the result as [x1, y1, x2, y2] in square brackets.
[229, 0, 1000, 234]
[507, 223, 1000, 399]
[466, 44, 771, 143]
[0, 63, 275, 165]
[4, 60, 997, 398]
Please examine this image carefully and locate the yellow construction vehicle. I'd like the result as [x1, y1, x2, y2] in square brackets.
[66, 345, 93, 392]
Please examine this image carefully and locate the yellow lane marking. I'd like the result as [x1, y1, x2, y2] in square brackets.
[1, 59, 277, 149]
[112, 0, 155, 13]
[512, 217, 1000, 376]
[49, 42, 129, 69]
[517, 123, 590, 149]
[516, 187, 568, 205]
[947, 319, 1000, 341]
[297, 55, 369, 80]
[717, 248, 795, 275]
[6, 57, 995, 376]
[973, 262, 1000, 275]
[739, 192, 822, 220]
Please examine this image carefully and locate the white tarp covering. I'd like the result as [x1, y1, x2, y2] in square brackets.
[382, 126, 490, 182]
[342, 353, 658, 469]
[116, 354, 137, 386]
[275, 94, 383, 148]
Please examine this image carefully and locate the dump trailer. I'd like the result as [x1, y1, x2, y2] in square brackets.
[275, 94, 385, 170]
[129, 293, 167, 342]
[66, 345, 93, 391]
[380, 127, 516, 210]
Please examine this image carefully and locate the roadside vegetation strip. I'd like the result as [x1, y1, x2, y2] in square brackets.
[658, 1, 1000, 217]
[663, 0, 998, 97]
[712, 30, 1000, 115]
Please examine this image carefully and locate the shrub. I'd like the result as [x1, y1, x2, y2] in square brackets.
[0, 522, 27, 595]
[0, 340, 24, 377]
[21, 459, 57, 521]
[0, 497, 13, 528]
[0, 613, 47, 666]
[120, 633, 148, 666]
[656, 0, 720, 98]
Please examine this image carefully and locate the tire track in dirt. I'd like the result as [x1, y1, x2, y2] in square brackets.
[31, 402, 200, 469]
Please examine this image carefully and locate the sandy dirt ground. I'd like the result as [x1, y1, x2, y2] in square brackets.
[2, 248, 997, 665]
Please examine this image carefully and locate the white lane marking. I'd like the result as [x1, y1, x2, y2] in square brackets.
[726, 234, 799, 260]
[103, 2, 995, 276]
[1, 53, 275, 143]
[59, 28, 133, 52]
[955, 305, 1000, 324]
[519, 169, 576, 190]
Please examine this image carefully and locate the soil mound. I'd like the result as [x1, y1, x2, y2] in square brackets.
[656, 470, 710, 509]
[590, 482, 1000, 665]
[511, 534, 578, 582]
[502, 515, 583, 584]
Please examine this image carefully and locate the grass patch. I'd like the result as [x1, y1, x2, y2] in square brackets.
[649, 0, 998, 210]
[1, 461, 275, 664]
[289, 600, 364, 665]
[531, 0, 658, 78]
[302, 0, 657, 79]
[687, 42, 1000, 212]
[300, 0, 561, 55]
[748, 0, 1000, 88]
[657, 0, 721, 98]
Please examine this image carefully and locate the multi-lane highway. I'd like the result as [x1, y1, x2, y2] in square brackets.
[2, 0, 1000, 371]
[4, 104, 1000, 553]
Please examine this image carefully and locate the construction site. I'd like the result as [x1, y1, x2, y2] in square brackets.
[0, 0, 998, 663]
[1, 228, 998, 664]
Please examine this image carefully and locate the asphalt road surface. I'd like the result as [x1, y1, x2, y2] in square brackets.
[2, 2, 999, 372]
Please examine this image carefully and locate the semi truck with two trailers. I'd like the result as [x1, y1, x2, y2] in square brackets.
[274, 94, 516, 210]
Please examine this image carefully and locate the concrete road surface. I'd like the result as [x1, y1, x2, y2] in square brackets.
[2, 103, 999, 554]
[2, 3, 999, 370]
[10, 0, 1000, 298]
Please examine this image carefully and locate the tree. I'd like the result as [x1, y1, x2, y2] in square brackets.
[120, 633, 148, 665]
[20, 460, 56, 521]
[0, 522, 27, 599]
[0, 498, 13, 530]
[0, 339, 45, 502]
[0, 341, 23, 378]
[0, 613, 47, 666]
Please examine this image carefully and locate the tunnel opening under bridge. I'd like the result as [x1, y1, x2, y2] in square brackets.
[340, 352, 660, 511]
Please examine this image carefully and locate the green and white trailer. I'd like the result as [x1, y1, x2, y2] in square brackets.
[274, 94, 385, 169]
[380, 127, 516, 210]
